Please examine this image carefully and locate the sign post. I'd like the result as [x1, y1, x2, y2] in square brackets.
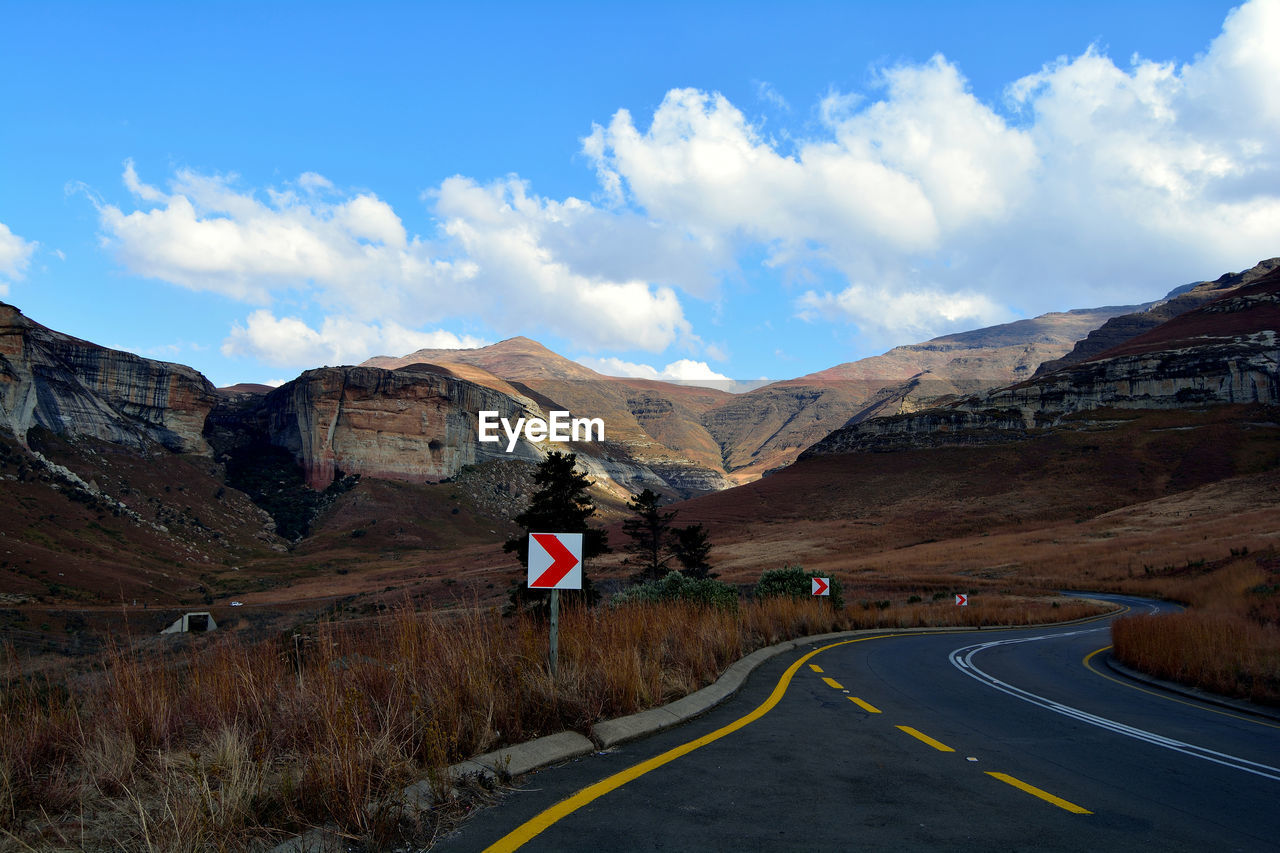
[528, 532, 583, 678]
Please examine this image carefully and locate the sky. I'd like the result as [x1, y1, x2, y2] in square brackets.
[2, 0, 1277, 389]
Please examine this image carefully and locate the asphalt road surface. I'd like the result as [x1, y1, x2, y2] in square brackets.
[434, 595, 1280, 852]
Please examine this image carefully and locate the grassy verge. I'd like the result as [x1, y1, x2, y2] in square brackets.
[1, 594, 1105, 851]
[1109, 548, 1280, 706]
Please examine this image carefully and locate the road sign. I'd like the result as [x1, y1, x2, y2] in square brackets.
[528, 532, 583, 590]
[812, 577, 830, 596]
[955, 593, 968, 606]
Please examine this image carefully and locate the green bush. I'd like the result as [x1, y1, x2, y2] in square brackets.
[754, 564, 844, 608]
[612, 571, 739, 610]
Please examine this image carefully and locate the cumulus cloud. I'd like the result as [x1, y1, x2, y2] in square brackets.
[0, 222, 38, 296]
[96, 0, 1280, 369]
[100, 164, 697, 362]
[583, 0, 1280, 335]
[578, 355, 734, 389]
[221, 309, 487, 368]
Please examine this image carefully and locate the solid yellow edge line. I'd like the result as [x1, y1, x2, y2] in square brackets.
[483, 612, 1124, 853]
[482, 634, 898, 853]
[849, 696, 881, 714]
[896, 725, 955, 752]
[821, 676, 845, 690]
[1083, 646, 1280, 731]
[986, 771, 1092, 814]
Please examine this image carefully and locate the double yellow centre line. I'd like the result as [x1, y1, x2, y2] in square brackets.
[482, 634, 891, 852]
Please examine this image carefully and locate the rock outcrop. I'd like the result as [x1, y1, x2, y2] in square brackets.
[0, 302, 217, 453]
[704, 304, 1138, 479]
[804, 267, 1280, 458]
[1033, 258, 1280, 377]
[265, 364, 546, 490]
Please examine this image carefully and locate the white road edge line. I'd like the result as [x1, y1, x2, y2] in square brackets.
[948, 629, 1280, 783]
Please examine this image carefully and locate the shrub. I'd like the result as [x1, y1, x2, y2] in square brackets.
[612, 571, 738, 610]
[755, 564, 844, 608]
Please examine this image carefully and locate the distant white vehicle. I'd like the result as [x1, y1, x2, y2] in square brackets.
[230, 601, 243, 607]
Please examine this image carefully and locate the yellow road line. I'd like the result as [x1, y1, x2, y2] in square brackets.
[896, 725, 954, 752]
[809, 663, 824, 673]
[821, 676, 845, 690]
[1082, 646, 1280, 731]
[849, 696, 881, 714]
[986, 771, 1092, 814]
[482, 614, 1125, 852]
[482, 633, 899, 852]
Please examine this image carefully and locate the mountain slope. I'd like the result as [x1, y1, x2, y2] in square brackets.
[701, 304, 1140, 479]
[1033, 258, 1280, 377]
[804, 265, 1280, 457]
[0, 302, 217, 454]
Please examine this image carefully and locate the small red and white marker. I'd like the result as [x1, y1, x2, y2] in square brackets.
[528, 533, 583, 590]
[812, 577, 830, 596]
[955, 593, 968, 606]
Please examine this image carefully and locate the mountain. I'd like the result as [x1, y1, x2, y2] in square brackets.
[1032, 258, 1280, 377]
[803, 264, 1280, 457]
[365, 336, 605, 381]
[0, 301, 216, 454]
[682, 304, 1142, 480]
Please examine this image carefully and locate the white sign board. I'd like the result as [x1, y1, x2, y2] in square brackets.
[812, 577, 830, 596]
[528, 532, 583, 590]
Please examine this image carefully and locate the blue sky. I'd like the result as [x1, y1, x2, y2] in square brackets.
[2, 0, 1276, 388]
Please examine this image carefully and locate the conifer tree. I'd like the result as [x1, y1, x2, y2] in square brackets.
[504, 451, 608, 613]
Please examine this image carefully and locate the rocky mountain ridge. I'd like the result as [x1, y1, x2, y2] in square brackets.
[0, 302, 217, 454]
[804, 265, 1280, 457]
[4, 258, 1274, 516]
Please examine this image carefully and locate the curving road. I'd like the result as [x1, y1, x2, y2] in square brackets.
[435, 595, 1280, 852]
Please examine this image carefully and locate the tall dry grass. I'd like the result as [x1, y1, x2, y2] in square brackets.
[0, 593, 1104, 851]
[1109, 549, 1280, 705]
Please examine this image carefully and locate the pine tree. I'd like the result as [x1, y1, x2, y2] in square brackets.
[671, 523, 716, 579]
[504, 451, 609, 613]
[622, 488, 677, 581]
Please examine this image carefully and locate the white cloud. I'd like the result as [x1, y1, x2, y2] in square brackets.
[582, 0, 1280, 335]
[0, 221, 38, 295]
[578, 355, 733, 389]
[101, 164, 697, 354]
[221, 309, 488, 368]
[93, 1, 1280, 369]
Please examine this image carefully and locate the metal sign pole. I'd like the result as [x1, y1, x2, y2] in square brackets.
[549, 588, 561, 679]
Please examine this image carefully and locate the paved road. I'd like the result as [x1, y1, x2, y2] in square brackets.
[435, 595, 1280, 852]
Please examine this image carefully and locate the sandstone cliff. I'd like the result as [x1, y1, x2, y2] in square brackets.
[1032, 258, 1280, 377]
[265, 364, 546, 490]
[704, 304, 1136, 479]
[0, 302, 216, 454]
[804, 267, 1280, 458]
[262, 362, 734, 498]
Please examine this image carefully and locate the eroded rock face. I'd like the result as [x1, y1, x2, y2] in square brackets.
[0, 303, 217, 453]
[263, 363, 736, 497]
[264, 365, 544, 490]
[1033, 258, 1280, 377]
[804, 269, 1280, 457]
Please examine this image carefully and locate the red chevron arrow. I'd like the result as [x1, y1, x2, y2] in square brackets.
[812, 577, 829, 596]
[530, 533, 580, 588]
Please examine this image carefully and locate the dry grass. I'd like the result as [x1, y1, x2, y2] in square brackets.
[0, 593, 1105, 851]
[1109, 550, 1280, 705]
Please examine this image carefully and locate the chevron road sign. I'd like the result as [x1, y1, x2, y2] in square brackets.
[528, 532, 583, 590]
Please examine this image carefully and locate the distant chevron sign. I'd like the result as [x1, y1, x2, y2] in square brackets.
[812, 577, 830, 596]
